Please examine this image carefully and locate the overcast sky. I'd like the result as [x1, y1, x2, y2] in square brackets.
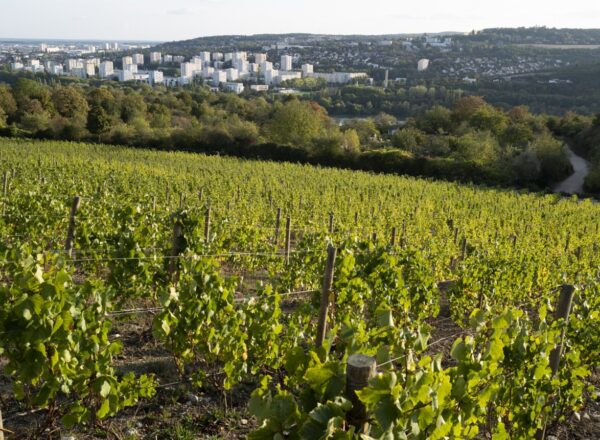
[2, 0, 600, 41]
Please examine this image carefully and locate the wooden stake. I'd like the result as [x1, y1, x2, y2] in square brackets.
[536, 285, 575, 440]
[198, 188, 204, 203]
[2, 171, 8, 198]
[0, 407, 4, 440]
[179, 192, 185, 209]
[204, 207, 211, 243]
[169, 220, 184, 278]
[328, 213, 334, 234]
[316, 244, 337, 348]
[549, 285, 575, 375]
[274, 208, 281, 244]
[65, 196, 81, 258]
[346, 354, 376, 433]
[284, 217, 291, 265]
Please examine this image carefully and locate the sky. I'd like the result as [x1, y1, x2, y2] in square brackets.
[1, 0, 600, 41]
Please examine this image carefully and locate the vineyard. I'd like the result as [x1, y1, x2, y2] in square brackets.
[0, 137, 598, 439]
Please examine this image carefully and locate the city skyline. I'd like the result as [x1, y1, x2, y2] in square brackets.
[2, 0, 600, 41]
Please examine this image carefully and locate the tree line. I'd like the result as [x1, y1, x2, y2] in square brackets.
[0, 77, 577, 190]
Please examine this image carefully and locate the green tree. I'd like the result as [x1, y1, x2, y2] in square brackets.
[266, 100, 326, 147]
[470, 106, 508, 135]
[87, 104, 112, 135]
[451, 131, 500, 164]
[340, 129, 360, 154]
[120, 94, 147, 123]
[532, 133, 572, 182]
[452, 96, 487, 123]
[52, 86, 89, 120]
[0, 85, 17, 120]
[12, 78, 53, 113]
[417, 105, 452, 134]
[88, 88, 118, 116]
[392, 127, 427, 153]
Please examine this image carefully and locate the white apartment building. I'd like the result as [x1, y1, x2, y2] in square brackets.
[150, 52, 162, 63]
[149, 70, 163, 85]
[191, 57, 203, 70]
[199, 51, 211, 63]
[99, 61, 114, 78]
[302, 64, 314, 76]
[254, 53, 267, 65]
[119, 70, 134, 81]
[133, 53, 144, 65]
[417, 59, 430, 71]
[262, 61, 273, 72]
[235, 60, 249, 74]
[280, 55, 292, 71]
[312, 72, 368, 84]
[226, 68, 239, 81]
[180, 62, 200, 78]
[250, 84, 269, 92]
[212, 70, 227, 85]
[264, 69, 279, 85]
[122, 56, 133, 67]
[163, 54, 173, 63]
[124, 63, 138, 73]
[212, 52, 223, 61]
[232, 51, 247, 63]
[276, 71, 302, 84]
[224, 82, 244, 94]
[202, 66, 215, 78]
[66, 59, 83, 71]
[84, 61, 96, 76]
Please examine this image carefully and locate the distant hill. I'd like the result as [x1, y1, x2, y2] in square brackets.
[460, 27, 600, 46]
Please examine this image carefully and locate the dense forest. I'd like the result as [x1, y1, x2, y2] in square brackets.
[0, 76, 580, 192]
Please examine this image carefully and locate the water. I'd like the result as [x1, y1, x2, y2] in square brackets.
[553, 146, 590, 194]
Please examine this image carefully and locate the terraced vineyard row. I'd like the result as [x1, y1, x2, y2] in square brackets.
[0, 137, 598, 439]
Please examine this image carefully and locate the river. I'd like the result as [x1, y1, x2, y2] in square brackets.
[553, 146, 591, 194]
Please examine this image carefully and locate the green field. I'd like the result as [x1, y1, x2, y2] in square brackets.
[0, 137, 598, 439]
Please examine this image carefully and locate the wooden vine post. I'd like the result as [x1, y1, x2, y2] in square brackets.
[0, 407, 4, 440]
[346, 354, 376, 434]
[169, 218, 184, 279]
[316, 244, 337, 348]
[536, 284, 576, 440]
[328, 213, 334, 234]
[284, 217, 292, 265]
[2, 171, 8, 217]
[65, 196, 81, 258]
[2, 171, 8, 198]
[204, 207, 211, 243]
[390, 227, 397, 247]
[274, 208, 282, 244]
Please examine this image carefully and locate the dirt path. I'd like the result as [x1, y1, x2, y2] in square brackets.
[554, 146, 591, 194]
